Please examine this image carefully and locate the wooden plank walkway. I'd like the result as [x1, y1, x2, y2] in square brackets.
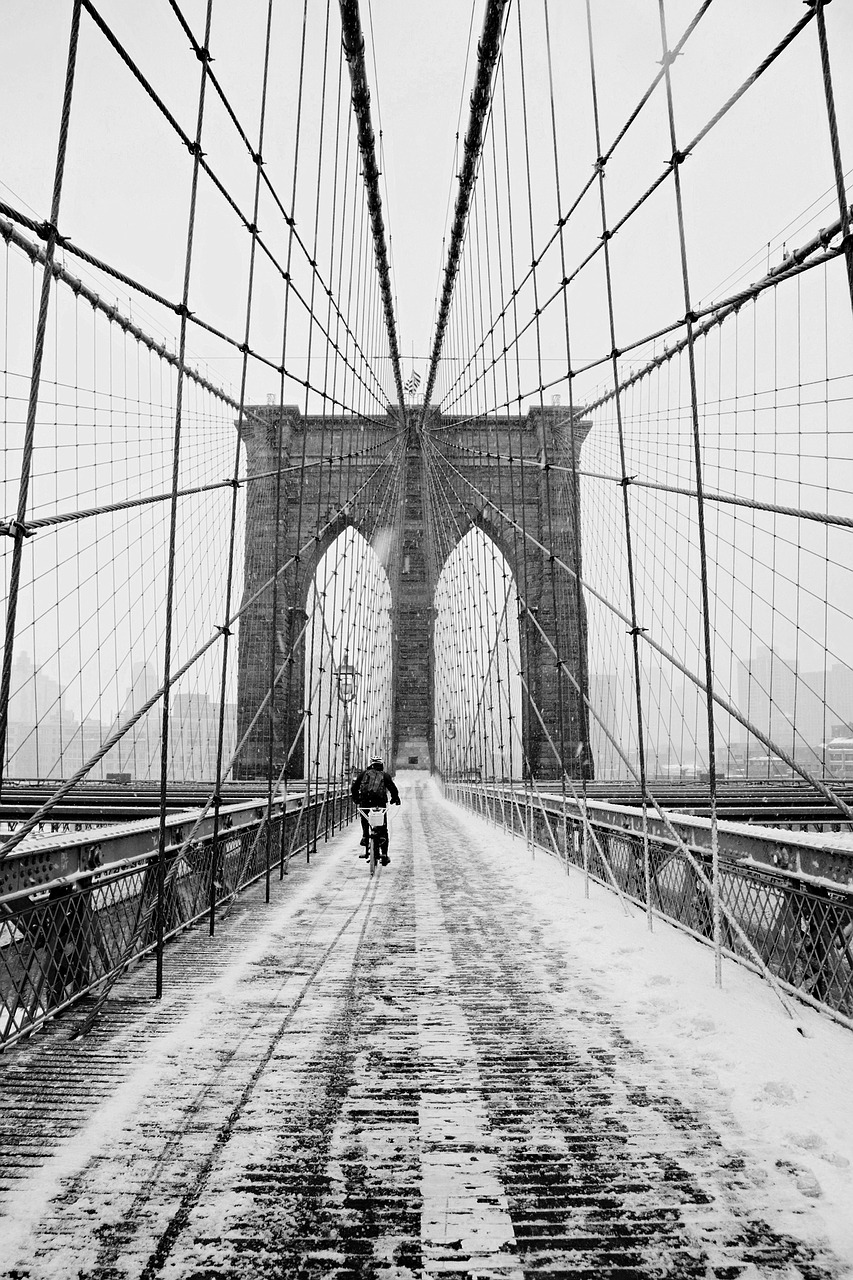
[0, 776, 846, 1279]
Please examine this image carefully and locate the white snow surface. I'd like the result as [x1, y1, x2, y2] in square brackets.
[447, 787, 853, 1268]
[1, 773, 852, 1276]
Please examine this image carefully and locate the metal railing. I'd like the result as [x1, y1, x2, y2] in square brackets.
[445, 781, 853, 1030]
[0, 785, 353, 1049]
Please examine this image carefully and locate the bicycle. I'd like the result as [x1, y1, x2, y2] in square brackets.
[358, 805, 389, 876]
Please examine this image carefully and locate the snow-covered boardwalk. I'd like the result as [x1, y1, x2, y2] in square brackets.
[1, 775, 853, 1279]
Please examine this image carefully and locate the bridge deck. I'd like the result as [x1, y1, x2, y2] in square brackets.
[1, 777, 852, 1279]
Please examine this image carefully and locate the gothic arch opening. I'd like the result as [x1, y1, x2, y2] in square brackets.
[434, 527, 523, 780]
[304, 526, 393, 781]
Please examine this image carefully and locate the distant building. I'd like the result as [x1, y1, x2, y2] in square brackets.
[826, 734, 853, 779]
[169, 693, 236, 782]
[4, 652, 237, 785]
[735, 647, 853, 776]
[5, 652, 77, 779]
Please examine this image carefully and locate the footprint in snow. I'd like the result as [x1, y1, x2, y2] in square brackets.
[775, 1157, 823, 1199]
[757, 1079, 797, 1105]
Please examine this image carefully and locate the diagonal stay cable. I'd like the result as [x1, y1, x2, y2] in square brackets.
[424, 434, 853, 824]
[421, 0, 509, 412]
[0, 434, 406, 862]
[79, 0, 389, 412]
[165, 0, 389, 407]
[338, 0, 404, 408]
[437, 5, 819, 417]
[436, 0, 716, 414]
[427, 230, 847, 435]
[0, 198, 393, 421]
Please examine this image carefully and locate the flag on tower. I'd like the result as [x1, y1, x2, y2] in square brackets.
[403, 368, 421, 396]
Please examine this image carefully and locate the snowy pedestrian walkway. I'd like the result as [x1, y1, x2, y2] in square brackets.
[1, 774, 852, 1279]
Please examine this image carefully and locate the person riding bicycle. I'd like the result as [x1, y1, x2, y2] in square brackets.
[351, 756, 400, 865]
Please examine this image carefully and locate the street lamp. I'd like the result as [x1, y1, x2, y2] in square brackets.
[336, 651, 360, 779]
[445, 716, 456, 778]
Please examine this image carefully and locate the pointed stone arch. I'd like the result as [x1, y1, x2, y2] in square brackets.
[234, 404, 592, 782]
[303, 527, 394, 784]
[434, 526, 523, 780]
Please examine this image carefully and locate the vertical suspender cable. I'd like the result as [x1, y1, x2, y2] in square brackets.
[0, 0, 82, 792]
[303, 0, 334, 863]
[207, 0, 279, 931]
[656, 0, 721, 984]
[584, 0, 651, 848]
[810, 0, 853, 315]
[516, 1, 568, 795]
[339, 0, 405, 410]
[155, 0, 214, 1000]
[276, 1, 311, 863]
[421, 0, 508, 415]
[543, 0, 596, 884]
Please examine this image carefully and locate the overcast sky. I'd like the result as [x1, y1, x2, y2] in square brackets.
[2, 0, 850, 403]
[2, 2, 852, 777]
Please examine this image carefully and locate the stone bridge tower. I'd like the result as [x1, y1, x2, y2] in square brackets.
[234, 405, 591, 781]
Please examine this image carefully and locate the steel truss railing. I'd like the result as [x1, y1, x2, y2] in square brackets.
[0, 787, 353, 1050]
[444, 781, 853, 1032]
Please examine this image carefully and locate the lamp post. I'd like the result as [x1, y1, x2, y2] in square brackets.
[445, 715, 456, 779]
[336, 651, 360, 781]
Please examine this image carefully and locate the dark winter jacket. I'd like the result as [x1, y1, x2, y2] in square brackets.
[351, 767, 400, 807]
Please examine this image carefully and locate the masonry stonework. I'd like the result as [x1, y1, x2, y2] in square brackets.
[234, 405, 590, 781]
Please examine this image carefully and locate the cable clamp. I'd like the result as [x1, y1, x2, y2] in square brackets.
[253, 151, 263, 167]
[620, 474, 637, 488]
[0, 519, 34, 539]
[627, 625, 648, 636]
[37, 220, 69, 247]
[247, 222, 259, 236]
[600, 228, 612, 243]
[610, 346, 621, 361]
[176, 302, 194, 320]
[594, 155, 606, 175]
[195, 45, 213, 63]
[225, 477, 241, 489]
[670, 149, 686, 168]
[685, 309, 698, 324]
[658, 49, 680, 69]
[186, 140, 206, 160]
[216, 623, 232, 637]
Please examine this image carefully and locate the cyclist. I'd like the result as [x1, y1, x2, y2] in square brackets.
[351, 756, 400, 865]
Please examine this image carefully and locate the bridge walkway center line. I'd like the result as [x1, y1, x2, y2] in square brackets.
[0, 773, 848, 1276]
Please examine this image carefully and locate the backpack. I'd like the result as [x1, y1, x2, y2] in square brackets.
[358, 766, 387, 806]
